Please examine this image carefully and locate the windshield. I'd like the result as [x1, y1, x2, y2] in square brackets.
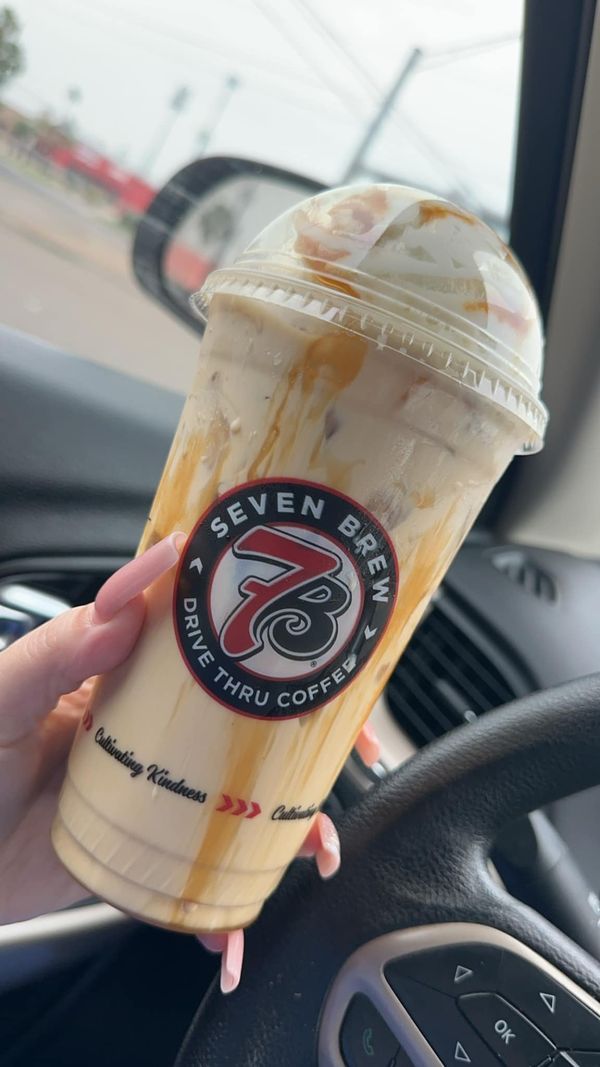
[0, 0, 524, 390]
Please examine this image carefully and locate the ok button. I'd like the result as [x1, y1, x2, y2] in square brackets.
[495, 1017, 517, 1045]
[458, 993, 555, 1067]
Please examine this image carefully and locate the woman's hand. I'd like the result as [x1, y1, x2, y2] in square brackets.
[0, 534, 380, 993]
[0, 533, 186, 923]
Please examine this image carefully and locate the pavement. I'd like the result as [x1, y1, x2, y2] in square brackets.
[0, 151, 199, 394]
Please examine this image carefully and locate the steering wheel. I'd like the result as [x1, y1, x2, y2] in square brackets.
[175, 675, 600, 1067]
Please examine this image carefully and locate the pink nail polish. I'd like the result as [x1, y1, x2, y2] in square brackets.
[356, 720, 381, 767]
[220, 929, 244, 994]
[173, 531, 188, 554]
[316, 840, 341, 880]
[316, 817, 341, 880]
[93, 532, 186, 622]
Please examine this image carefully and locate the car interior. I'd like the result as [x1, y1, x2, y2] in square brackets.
[2, 1, 600, 1064]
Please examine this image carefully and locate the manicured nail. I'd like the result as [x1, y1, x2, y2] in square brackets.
[93, 532, 186, 622]
[220, 929, 244, 994]
[297, 816, 321, 858]
[173, 532, 187, 553]
[355, 719, 381, 767]
[316, 815, 341, 880]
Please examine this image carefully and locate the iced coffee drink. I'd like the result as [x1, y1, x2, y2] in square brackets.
[52, 184, 547, 933]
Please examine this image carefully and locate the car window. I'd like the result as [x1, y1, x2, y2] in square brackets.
[0, 0, 524, 391]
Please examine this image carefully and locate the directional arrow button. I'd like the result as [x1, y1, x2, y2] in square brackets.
[498, 952, 600, 1049]
[384, 944, 501, 997]
[454, 1041, 471, 1062]
[540, 992, 556, 1014]
[384, 971, 500, 1067]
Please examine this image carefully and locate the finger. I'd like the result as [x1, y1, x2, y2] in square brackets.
[93, 532, 186, 622]
[197, 818, 340, 994]
[220, 929, 245, 995]
[0, 533, 185, 746]
[58, 676, 96, 717]
[197, 932, 228, 954]
[355, 719, 381, 767]
[37, 678, 98, 777]
[197, 929, 245, 994]
[297, 811, 341, 879]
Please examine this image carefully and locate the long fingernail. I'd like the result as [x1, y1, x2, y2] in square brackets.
[316, 817, 341, 880]
[93, 532, 186, 622]
[220, 929, 244, 995]
[355, 720, 381, 768]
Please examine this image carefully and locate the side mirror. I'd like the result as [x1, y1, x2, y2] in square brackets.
[132, 156, 325, 335]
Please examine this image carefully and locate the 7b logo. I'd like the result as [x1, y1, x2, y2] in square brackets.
[219, 525, 351, 663]
[173, 479, 397, 719]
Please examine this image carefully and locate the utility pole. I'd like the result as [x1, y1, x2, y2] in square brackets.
[342, 48, 422, 183]
[63, 85, 82, 139]
[142, 85, 191, 179]
[196, 74, 240, 156]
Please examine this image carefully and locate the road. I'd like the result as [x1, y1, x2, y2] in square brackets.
[0, 151, 199, 393]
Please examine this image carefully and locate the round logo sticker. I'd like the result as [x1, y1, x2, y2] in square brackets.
[173, 479, 398, 720]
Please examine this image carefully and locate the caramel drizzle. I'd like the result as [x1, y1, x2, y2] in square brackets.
[128, 304, 504, 929]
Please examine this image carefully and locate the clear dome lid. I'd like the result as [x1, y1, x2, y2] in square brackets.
[191, 183, 547, 453]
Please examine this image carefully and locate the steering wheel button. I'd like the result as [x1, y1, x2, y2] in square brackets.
[340, 994, 404, 1066]
[384, 944, 501, 998]
[384, 971, 498, 1067]
[459, 992, 555, 1066]
[498, 953, 600, 1049]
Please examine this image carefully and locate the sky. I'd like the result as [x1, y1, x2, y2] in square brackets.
[3, 0, 525, 220]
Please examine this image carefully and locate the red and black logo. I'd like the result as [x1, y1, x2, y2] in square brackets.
[173, 479, 397, 720]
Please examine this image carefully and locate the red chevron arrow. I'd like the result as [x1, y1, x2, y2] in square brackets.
[216, 795, 261, 817]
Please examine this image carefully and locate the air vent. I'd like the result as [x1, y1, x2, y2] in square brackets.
[0, 562, 122, 611]
[490, 549, 557, 602]
[0, 558, 126, 650]
[0, 584, 70, 651]
[386, 596, 525, 747]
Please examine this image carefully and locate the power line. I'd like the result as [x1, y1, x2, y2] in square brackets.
[286, 1, 471, 194]
[280, 1, 510, 201]
[22, 0, 519, 208]
[342, 48, 422, 182]
[291, 2, 518, 92]
[290, 0, 385, 99]
[250, 0, 368, 118]
[60, 0, 318, 85]
[421, 33, 520, 68]
[40, 0, 352, 107]
[390, 110, 482, 208]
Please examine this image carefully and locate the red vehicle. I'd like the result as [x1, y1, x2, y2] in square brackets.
[48, 142, 155, 217]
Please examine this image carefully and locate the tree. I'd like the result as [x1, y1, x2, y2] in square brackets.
[0, 7, 24, 91]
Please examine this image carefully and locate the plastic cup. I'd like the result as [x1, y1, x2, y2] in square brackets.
[52, 183, 547, 933]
